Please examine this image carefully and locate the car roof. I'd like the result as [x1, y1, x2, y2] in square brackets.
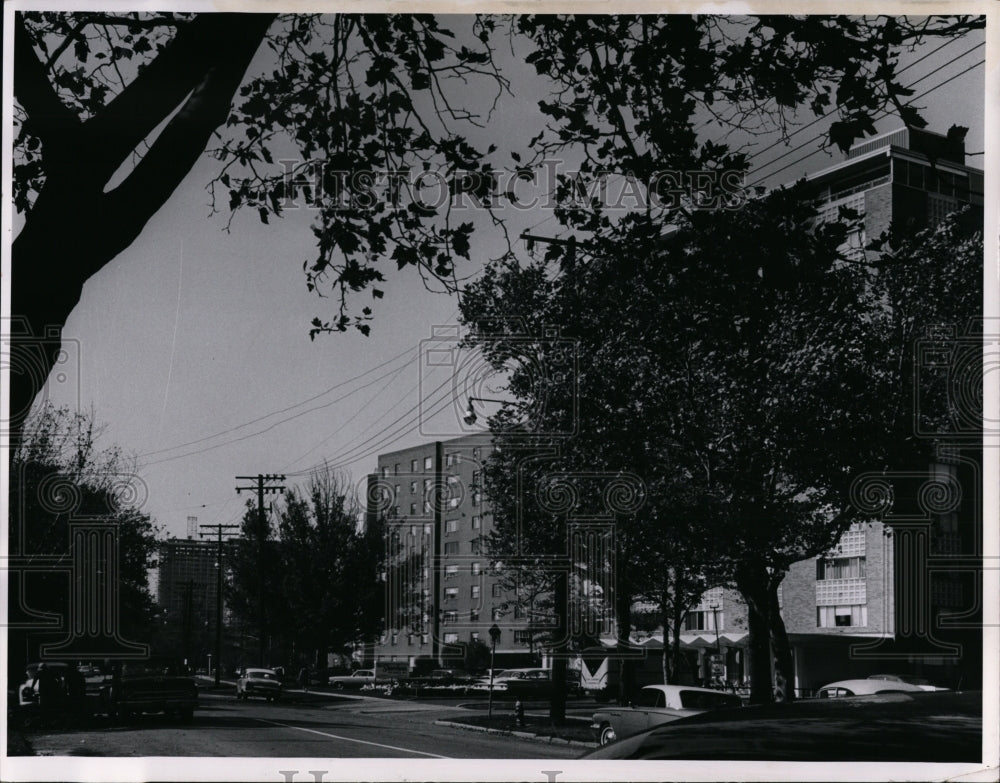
[640, 684, 732, 696]
[245, 668, 277, 675]
[583, 691, 981, 762]
[819, 678, 924, 693]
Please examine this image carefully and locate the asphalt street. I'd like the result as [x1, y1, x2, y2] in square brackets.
[23, 691, 583, 759]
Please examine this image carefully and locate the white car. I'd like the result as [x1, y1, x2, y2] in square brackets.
[591, 684, 742, 745]
[236, 668, 283, 702]
[816, 678, 927, 698]
[328, 669, 376, 689]
[866, 674, 949, 691]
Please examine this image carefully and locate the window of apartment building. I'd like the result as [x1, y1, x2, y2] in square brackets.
[409, 458, 417, 471]
[410, 480, 418, 494]
[444, 587, 459, 601]
[444, 632, 459, 644]
[424, 456, 433, 470]
[446, 519, 459, 534]
[471, 632, 480, 643]
[471, 562, 481, 576]
[407, 633, 414, 645]
[423, 478, 433, 492]
[407, 524, 416, 536]
[472, 515, 481, 530]
[684, 610, 722, 632]
[471, 585, 481, 599]
[391, 633, 398, 645]
[492, 583, 504, 598]
[423, 499, 432, 514]
[492, 608, 502, 621]
[816, 556, 866, 580]
[514, 630, 531, 646]
[381, 467, 389, 478]
[410, 502, 417, 515]
[470, 608, 480, 622]
[471, 538, 481, 555]
[446, 452, 458, 466]
[394, 463, 400, 475]
[421, 633, 429, 645]
[472, 447, 480, 459]
[443, 610, 458, 624]
[444, 541, 458, 555]
[445, 564, 459, 579]
[817, 604, 867, 628]
[424, 523, 432, 535]
[513, 605, 522, 619]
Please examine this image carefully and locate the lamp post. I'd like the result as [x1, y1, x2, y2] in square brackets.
[488, 623, 501, 720]
[709, 603, 722, 688]
[463, 397, 524, 426]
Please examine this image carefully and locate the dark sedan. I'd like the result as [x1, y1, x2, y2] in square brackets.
[582, 690, 981, 762]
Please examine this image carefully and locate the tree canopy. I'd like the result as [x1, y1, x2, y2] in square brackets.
[9, 12, 984, 440]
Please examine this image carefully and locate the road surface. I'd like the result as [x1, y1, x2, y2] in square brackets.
[22, 690, 583, 759]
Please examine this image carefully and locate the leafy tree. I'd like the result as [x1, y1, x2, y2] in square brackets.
[9, 12, 983, 443]
[8, 403, 160, 676]
[227, 466, 385, 669]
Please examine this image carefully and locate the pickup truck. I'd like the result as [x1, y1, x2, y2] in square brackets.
[99, 660, 198, 722]
[327, 669, 376, 689]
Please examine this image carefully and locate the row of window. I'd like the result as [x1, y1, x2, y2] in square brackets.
[444, 583, 506, 600]
[816, 556, 866, 581]
[444, 540, 482, 555]
[442, 630, 532, 645]
[817, 604, 867, 628]
[381, 449, 485, 477]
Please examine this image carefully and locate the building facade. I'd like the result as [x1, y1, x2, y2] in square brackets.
[369, 433, 538, 670]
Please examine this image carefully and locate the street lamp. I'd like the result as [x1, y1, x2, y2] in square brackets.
[463, 397, 516, 426]
[488, 623, 501, 720]
[709, 603, 722, 689]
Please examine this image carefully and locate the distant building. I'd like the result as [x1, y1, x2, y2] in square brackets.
[369, 433, 538, 669]
[156, 537, 233, 624]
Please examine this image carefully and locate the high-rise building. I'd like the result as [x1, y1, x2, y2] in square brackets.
[665, 126, 984, 693]
[156, 537, 231, 623]
[369, 433, 539, 670]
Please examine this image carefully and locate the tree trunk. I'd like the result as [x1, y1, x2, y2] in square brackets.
[615, 587, 633, 705]
[9, 13, 274, 446]
[671, 607, 685, 685]
[745, 600, 772, 704]
[660, 598, 670, 685]
[766, 582, 795, 702]
[548, 571, 568, 724]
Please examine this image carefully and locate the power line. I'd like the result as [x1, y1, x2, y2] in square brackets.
[739, 36, 968, 173]
[142, 349, 417, 467]
[139, 342, 417, 460]
[747, 47, 986, 187]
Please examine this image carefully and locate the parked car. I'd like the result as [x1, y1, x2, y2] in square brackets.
[98, 660, 198, 722]
[328, 669, 376, 689]
[816, 677, 927, 698]
[866, 673, 949, 691]
[236, 668, 283, 702]
[469, 669, 510, 692]
[18, 662, 71, 708]
[503, 667, 582, 699]
[583, 690, 981, 761]
[591, 684, 742, 746]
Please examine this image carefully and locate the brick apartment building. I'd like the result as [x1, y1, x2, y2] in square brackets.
[640, 127, 984, 694]
[368, 433, 540, 670]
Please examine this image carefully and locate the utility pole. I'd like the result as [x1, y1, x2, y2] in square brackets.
[200, 523, 239, 687]
[235, 474, 285, 667]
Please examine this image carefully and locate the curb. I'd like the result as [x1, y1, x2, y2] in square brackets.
[433, 719, 597, 749]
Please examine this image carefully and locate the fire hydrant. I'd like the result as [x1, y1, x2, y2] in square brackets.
[514, 699, 525, 727]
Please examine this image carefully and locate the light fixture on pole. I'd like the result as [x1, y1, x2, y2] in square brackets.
[463, 397, 518, 426]
[488, 623, 501, 720]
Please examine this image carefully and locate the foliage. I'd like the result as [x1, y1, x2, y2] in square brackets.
[226, 466, 385, 667]
[8, 403, 160, 671]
